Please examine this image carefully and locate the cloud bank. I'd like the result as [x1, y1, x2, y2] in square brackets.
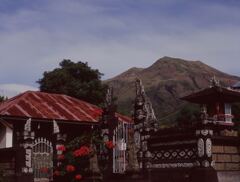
[0, 0, 240, 87]
[0, 83, 38, 98]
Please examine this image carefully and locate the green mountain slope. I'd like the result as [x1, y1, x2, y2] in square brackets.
[105, 56, 240, 123]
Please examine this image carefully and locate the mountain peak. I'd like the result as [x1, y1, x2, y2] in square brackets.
[106, 67, 143, 82]
[106, 56, 240, 120]
[153, 56, 199, 65]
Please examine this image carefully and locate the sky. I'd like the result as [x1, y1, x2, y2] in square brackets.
[1, 0, 240, 90]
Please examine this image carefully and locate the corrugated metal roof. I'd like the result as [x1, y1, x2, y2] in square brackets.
[0, 91, 131, 123]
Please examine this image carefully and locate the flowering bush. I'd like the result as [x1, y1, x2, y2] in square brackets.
[53, 132, 99, 182]
[57, 145, 66, 151]
[57, 154, 65, 160]
[75, 174, 82, 180]
[54, 131, 115, 182]
[73, 146, 91, 157]
[53, 170, 60, 176]
[66, 165, 76, 172]
[105, 141, 115, 149]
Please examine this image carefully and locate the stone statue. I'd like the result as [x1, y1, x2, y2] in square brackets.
[53, 120, 60, 134]
[24, 118, 31, 132]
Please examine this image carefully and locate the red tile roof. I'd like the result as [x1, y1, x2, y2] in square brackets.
[0, 91, 131, 123]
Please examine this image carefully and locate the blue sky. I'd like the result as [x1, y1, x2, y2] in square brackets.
[1, 0, 240, 88]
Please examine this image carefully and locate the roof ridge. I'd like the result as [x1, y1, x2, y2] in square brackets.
[0, 91, 29, 111]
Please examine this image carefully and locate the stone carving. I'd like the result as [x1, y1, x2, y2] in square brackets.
[136, 78, 145, 97]
[210, 76, 220, 87]
[195, 161, 201, 167]
[150, 140, 196, 147]
[89, 144, 101, 175]
[134, 131, 141, 150]
[151, 163, 195, 168]
[152, 148, 197, 161]
[133, 78, 160, 170]
[211, 161, 215, 167]
[53, 120, 60, 134]
[202, 160, 210, 167]
[197, 138, 205, 157]
[105, 87, 114, 107]
[24, 118, 31, 132]
[22, 118, 34, 173]
[126, 130, 140, 172]
[205, 138, 212, 157]
[201, 129, 209, 136]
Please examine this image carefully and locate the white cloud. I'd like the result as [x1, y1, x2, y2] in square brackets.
[0, 84, 38, 98]
[0, 0, 240, 86]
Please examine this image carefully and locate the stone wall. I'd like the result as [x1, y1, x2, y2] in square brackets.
[0, 148, 16, 182]
[212, 145, 240, 171]
[217, 171, 240, 182]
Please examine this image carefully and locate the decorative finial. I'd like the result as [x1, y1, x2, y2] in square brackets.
[136, 78, 146, 96]
[134, 78, 158, 128]
[105, 87, 114, 107]
[53, 120, 60, 134]
[145, 102, 157, 122]
[210, 76, 220, 87]
[24, 118, 32, 132]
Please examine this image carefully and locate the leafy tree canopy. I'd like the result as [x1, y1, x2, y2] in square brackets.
[175, 103, 200, 127]
[0, 95, 7, 103]
[37, 59, 107, 105]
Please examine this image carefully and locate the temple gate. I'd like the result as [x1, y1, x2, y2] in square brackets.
[32, 138, 53, 182]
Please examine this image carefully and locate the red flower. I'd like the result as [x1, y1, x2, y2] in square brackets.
[105, 141, 115, 149]
[40, 167, 49, 173]
[57, 154, 65, 160]
[57, 145, 66, 151]
[53, 170, 60, 176]
[75, 174, 82, 180]
[73, 146, 91, 157]
[66, 165, 75, 172]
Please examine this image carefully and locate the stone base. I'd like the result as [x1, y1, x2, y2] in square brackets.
[217, 171, 240, 182]
[149, 168, 191, 182]
[190, 167, 218, 182]
[15, 173, 33, 182]
[103, 171, 146, 182]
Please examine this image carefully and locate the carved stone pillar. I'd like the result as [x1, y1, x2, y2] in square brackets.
[53, 120, 67, 168]
[21, 118, 35, 174]
[191, 125, 218, 182]
[133, 78, 158, 171]
[100, 87, 118, 174]
[16, 118, 34, 182]
[195, 129, 214, 168]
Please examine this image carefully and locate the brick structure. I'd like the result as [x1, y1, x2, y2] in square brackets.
[147, 78, 240, 182]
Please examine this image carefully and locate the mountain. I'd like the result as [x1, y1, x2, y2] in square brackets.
[0, 84, 38, 98]
[105, 57, 240, 123]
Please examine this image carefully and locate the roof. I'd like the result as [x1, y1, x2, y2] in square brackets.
[0, 91, 131, 123]
[232, 81, 240, 89]
[181, 86, 240, 104]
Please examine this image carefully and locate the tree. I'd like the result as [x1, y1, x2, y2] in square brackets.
[37, 60, 107, 105]
[175, 103, 200, 127]
[0, 96, 7, 103]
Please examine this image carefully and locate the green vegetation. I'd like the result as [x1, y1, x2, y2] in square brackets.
[0, 96, 7, 103]
[175, 103, 200, 127]
[37, 59, 107, 105]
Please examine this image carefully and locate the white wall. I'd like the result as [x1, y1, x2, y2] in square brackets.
[6, 126, 13, 148]
[0, 122, 7, 148]
[0, 121, 13, 148]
